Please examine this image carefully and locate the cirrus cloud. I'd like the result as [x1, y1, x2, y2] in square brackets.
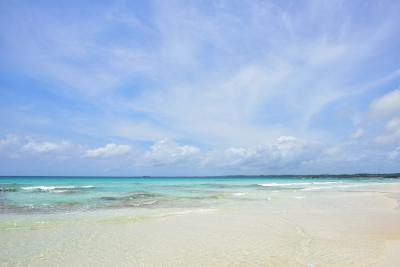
[1, 0, 400, 175]
[370, 89, 400, 117]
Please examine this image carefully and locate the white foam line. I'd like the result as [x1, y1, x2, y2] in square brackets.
[301, 182, 396, 191]
[258, 182, 342, 187]
[21, 185, 95, 191]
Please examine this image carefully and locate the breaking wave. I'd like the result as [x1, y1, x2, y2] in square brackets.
[21, 185, 95, 193]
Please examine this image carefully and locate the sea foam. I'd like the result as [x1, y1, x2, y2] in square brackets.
[21, 185, 95, 192]
[257, 182, 341, 187]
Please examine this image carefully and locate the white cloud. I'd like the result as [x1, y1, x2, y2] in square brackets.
[3, 0, 397, 149]
[22, 140, 71, 154]
[350, 127, 364, 139]
[0, 135, 19, 149]
[202, 136, 316, 170]
[375, 118, 400, 144]
[143, 139, 199, 166]
[370, 89, 400, 117]
[126, 0, 397, 147]
[1, 2, 400, 174]
[322, 143, 366, 163]
[85, 143, 132, 158]
[1, 136, 77, 159]
[366, 90, 400, 145]
[388, 146, 400, 160]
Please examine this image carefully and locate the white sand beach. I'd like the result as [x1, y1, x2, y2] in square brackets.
[1, 183, 400, 267]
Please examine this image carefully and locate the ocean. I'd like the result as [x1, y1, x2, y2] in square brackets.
[1, 176, 397, 213]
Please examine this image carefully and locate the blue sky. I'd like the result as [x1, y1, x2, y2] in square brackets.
[1, 0, 400, 176]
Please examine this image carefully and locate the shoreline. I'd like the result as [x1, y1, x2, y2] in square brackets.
[1, 183, 400, 266]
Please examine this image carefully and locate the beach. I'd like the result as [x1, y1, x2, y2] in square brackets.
[2, 0, 400, 266]
[1, 178, 400, 266]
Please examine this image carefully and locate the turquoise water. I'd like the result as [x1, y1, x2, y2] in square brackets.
[0, 176, 397, 213]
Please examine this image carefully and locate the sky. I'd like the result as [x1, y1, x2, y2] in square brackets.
[0, 0, 400, 176]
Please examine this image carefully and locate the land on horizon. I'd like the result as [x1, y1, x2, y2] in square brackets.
[1, 173, 400, 178]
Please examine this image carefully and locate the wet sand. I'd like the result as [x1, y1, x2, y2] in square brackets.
[1, 183, 400, 266]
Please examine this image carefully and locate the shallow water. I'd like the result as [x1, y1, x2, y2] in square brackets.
[0, 176, 397, 213]
[1, 177, 400, 266]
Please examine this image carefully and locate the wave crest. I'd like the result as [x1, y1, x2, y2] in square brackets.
[21, 185, 95, 192]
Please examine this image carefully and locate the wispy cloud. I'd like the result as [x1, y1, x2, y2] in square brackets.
[1, 0, 400, 174]
[85, 143, 132, 158]
[22, 140, 71, 154]
[370, 89, 400, 118]
[143, 139, 199, 166]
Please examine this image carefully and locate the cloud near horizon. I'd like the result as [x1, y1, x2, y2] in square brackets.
[85, 143, 132, 158]
[0, 0, 400, 175]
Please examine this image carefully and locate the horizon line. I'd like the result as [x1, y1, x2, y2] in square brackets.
[1, 173, 399, 178]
